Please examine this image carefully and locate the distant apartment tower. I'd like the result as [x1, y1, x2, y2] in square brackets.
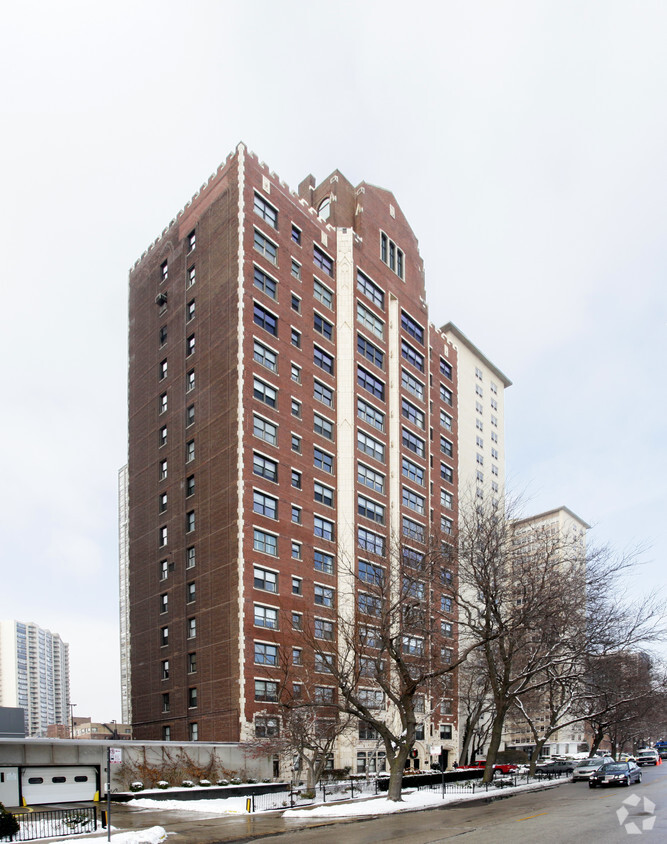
[118, 464, 132, 725]
[0, 620, 70, 737]
[441, 323, 511, 508]
[127, 143, 462, 770]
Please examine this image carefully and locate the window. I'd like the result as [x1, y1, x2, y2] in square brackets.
[441, 463, 453, 483]
[159, 359, 168, 381]
[358, 494, 385, 524]
[291, 293, 301, 313]
[358, 463, 384, 493]
[314, 617, 335, 640]
[253, 302, 278, 336]
[161, 626, 169, 646]
[188, 687, 198, 708]
[315, 653, 335, 673]
[187, 230, 196, 252]
[314, 686, 335, 704]
[357, 430, 385, 463]
[442, 622, 453, 637]
[159, 459, 168, 480]
[313, 245, 333, 276]
[314, 447, 334, 474]
[314, 312, 333, 341]
[402, 487, 425, 515]
[187, 265, 196, 288]
[359, 721, 379, 740]
[254, 265, 277, 299]
[253, 417, 278, 447]
[187, 369, 195, 391]
[314, 379, 334, 407]
[317, 196, 331, 220]
[440, 410, 453, 431]
[159, 559, 168, 580]
[476, 452, 484, 465]
[291, 505, 301, 524]
[402, 457, 424, 486]
[292, 576, 302, 595]
[255, 679, 278, 702]
[160, 593, 168, 613]
[440, 384, 453, 406]
[314, 549, 334, 575]
[491, 447, 499, 460]
[314, 278, 334, 309]
[380, 232, 404, 279]
[184, 476, 195, 499]
[401, 340, 424, 372]
[359, 688, 385, 709]
[254, 605, 278, 629]
[476, 401, 483, 414]
[292, 611, 303, 630]
[357, 269, 384, 308]
[314, 516, 334, 541]
[440, 725, 453, 740]
[290, 363, 301, 384]
[402, 428, 425, 457]
[491, 430, 498, 443]
[314, 481, 334, 507]
[476, 384, 483, 397]
[291, 469, 301, 489]
[402, 635, 424, 656]
[159, 426, 167, 447]
[162, 693, 170, 713]
[188, 652, 197, 673]
[441, 436, 453, 458]
[441, 516, 453, 535]
[289, 258, 301, 281]
[291, 328, 301, 348]
[254, 529, 278, 556]
[187, 617, 196, 638]
[253, 377, 277, 408]
[401, 311, 424, 344]
[186, 440, 195, 462]
[254, 228, 278, 264]
[358, 527, 385, 556]
[402, 398, 425, 429]
[401, 368, 424, 401]
[441, 489, 453, 509]
[158, 492, 168, 513]
[187, 299, 195, 322]
[314, 345, 334, 374]
[186, 404, 195, 427]
[357, 334, 384, 369]
[253, 490, 278, 519]
[314, 413, 334, 440]
[291, 541, 302, 560]
[402, 547, 424, 569]
[161, 659, 169, 680]
[161, 260, 168, 282]
[159, 526, 168, 547]
[491, 415, 498, 427]
[255, 715, 280, 738]
[441, 596, 453, 613]
[357, 365, 384, 400]
[255, 642, 278, 666]
[357, 302, 384, 339]
[441, 646, 454, 663]
[291, 399, 301, 418]
[359, 559, 384, 586]
[186, 546, 196, 568]
[291, 224, 301, 245]
[291, 434, 301, 453]
[186, 334, 195, 356]
[292, 647, 302, 665]
[253, 339, 278, 372]
[254, 192, 278, 228]
[159, 392, 168, 414]
[402, 516, 425, 542]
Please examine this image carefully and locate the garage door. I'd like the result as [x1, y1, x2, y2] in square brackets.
[21, 766, 98, 804]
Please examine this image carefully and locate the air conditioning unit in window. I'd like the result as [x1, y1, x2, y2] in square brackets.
[155, 292, 168, 306]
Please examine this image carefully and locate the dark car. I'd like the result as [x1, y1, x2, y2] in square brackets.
[589, 761, 642, 788]
[535, 759, 577, 775]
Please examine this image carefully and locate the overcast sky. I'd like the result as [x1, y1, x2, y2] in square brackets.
[1, 1, 665, 720]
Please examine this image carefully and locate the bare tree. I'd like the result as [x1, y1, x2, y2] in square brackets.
[457, 651, 494, 765]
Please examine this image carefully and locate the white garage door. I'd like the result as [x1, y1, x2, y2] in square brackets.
[22, 766, 98, 804]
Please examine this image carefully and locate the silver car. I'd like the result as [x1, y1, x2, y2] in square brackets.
[572, 756, 614, 781]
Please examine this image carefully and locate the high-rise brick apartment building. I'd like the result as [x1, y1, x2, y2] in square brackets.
[127, 143, 460, 769]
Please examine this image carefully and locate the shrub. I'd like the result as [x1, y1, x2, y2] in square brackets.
[130, 782, 144, 792]
[217, 779, 229, 786]
[157, 781, 169, 790]
[181, 780, 194, 788]
[199, 780, 211, 787]
[0, 803, 20, 838]
[299, 790, 316, 800]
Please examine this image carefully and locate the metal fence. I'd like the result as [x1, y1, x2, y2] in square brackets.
[246, 777, 381, 812]
[1, 807, 98, 842]
[416, 770, 569, 797]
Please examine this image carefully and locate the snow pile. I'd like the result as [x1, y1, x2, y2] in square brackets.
[130, 796, 249, 814]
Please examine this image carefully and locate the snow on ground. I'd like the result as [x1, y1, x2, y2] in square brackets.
[37, 826, 167, 843]
[130, 795, 250, 813]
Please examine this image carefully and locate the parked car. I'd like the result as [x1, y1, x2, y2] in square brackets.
[636, 749, 659, 766]
[572, 757, 614, 781]
[589, 761, 642, 788]
[619, 753, 637, 763]
[456, 760, 519, 774]
[535, 759, 577, 774]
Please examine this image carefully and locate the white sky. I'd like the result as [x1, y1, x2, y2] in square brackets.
[1, 0, 665, 720]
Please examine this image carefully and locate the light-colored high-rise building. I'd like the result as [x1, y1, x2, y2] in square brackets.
[118, 464, 131, 725]
[0, 620, 70, 737]
[440, 323, 511, 508]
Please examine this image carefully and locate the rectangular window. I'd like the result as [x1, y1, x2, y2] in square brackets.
[186, 440, 195, 462]
[441, 489, 453, 509]
[253, 377, 277, 408]
[401, 339, 424, 372]
[402, 457, 424, 486]
[441, 410, 453, 431]
[254, 192, 278, 228]
[159, 459, 168, 481]
[186, 510, 195, 532]
[440, 357, 452, 379]
[188, 687, 198, 708]
[161, 659, 169, 679]
[291, 293, 301, 313]
[441, 516, 453, 535]
[186, 334, 195, 356]
[292, 576, 302, 595]
[255, 679, 279, 702]
[441, 596, 453, 613]
[357, 365, 385, 400]
[291, 363, 301, 384]
[158, 492, 168, 514]
[254, 265, 278, 299]
[159, 426, 167, 447]
[402, 487, 425, 515]
[254, 642, 278, 665]
[314, 617, 335, 640]
[313, 245, 334, 276]
[358, 462, 384, 493]
[254, 228, 278, 264]
[441, 436, 453, 458]
[314, 312, 334, 341]
[314, 584, 335, 607]
[402, 427, 425, 457]
[314, 550, 334, 575]
[159, 560, 168, 580]
[162, 692, 170, 713]
[380, 233, 404, 280]
[401, 311, 424, 344]
[291, 469, 302, 489]
[160, 593, 168, 613]
[359, 559, 384, 586]
[292, 612, 303, 630]
[291, 258, 301, 279]
[186, 546, 196, 568]
[187, 617, 196, 638]
[358, 494, 385, 524]
[292, 541, 302, 560]
[402, 547, 424, 569]
[187, 369, 195, 392]
[314, 447, 334, 474]
[357, 269, 384, 308]
[291, 328, 301, 348]
[187, 265, 196, 287]
[253, 490, 278, 519]
[187, 230, 196, 252]
[402, 516, 425, 542]
[357, 397, 385, 431]
[357, 334, 384, 369]
[315, 653, 335, 674]
[314, 379, 334, 408]
[186, 581, 196, 603]
[291, 434, 301, 453]
[442, 622, 453, 638]
[160, 626, 169, 646]
[314, 345, 334, 374]
[253, 302, 278, 336]
[314, 278, 334, 309]
[186, 404, 195, 426]
[291, 399, 301, 418]
[253, 416, 278, 446]
[358, 688, 385, 709]
[314, 686, 335, 704]
[314, 481, 335, 507]
[357, 302, 384, 339]
[291, 505, 301, 524]
[291, 224, 301, 244]
[187, 652, 196, 673]
[401, 398, 425, 429]
[254, 529, 278, 556]
[402, 635, 424, 656]
[441, 463, 454, 484]
[401, 368, 424, 401]
[159, 526, 168, 547]
[254, 605, 278, 629]
[357, 430, 385, 463]
[358, 526, 385, 556]
[440, 384, 453, 406]
[253, 339, 278, 372]
[313, 413, 334, 440]
[314, 516, 334, 541]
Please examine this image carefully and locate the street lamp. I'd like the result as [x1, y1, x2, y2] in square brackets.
[69, 703, 77, 739]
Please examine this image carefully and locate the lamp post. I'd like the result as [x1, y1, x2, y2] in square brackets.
[69, 703, 77, 739]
